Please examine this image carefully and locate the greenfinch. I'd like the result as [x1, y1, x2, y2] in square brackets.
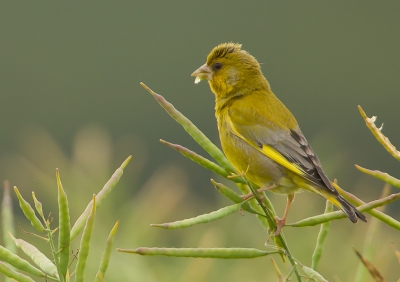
[191, 42, 366, 235]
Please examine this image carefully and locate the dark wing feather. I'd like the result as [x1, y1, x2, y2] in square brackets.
[286, 129, 337, 193]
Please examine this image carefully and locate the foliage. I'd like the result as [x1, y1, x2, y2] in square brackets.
[0, 83, 399, 281]
[0, 157, 130, 281]
[118, 83, 400, 281]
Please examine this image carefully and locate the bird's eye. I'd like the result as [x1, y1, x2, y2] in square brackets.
[213, 62, 223, 71]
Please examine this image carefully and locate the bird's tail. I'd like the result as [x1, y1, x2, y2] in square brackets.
[329, 194, 367, 223]
[295, 178, 367, 223]
[326, 182, 367, 223]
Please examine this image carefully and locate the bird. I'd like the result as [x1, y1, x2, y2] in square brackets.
[191, 42, 366, 235]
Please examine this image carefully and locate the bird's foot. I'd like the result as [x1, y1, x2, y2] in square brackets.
[240, 184, 276, 200]
[273, 216, 286, 236]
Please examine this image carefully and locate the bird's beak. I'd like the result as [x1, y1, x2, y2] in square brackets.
[191, 64, 212, 84]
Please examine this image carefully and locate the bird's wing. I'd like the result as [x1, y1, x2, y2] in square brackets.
[226, 109, 336, 192]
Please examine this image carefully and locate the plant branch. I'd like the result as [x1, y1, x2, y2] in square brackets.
[358, 105, 400, 160]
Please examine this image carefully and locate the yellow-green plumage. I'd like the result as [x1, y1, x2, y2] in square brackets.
[192, 42, 366, 229]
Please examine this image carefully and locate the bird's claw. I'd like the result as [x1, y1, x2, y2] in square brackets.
[240, 184, 276, 200]
[273, 216, 286, 236]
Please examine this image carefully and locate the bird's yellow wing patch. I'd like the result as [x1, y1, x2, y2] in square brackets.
[258, 144, 305, 176]
[226, 116, 306, 178]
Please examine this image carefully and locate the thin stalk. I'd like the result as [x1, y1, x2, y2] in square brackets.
[244, 180, 301, 282]
[46, 228, 65, 282]
[355, 165, 400, 189]
[354, 185, 389, 282]
[311, 201, 333, 270]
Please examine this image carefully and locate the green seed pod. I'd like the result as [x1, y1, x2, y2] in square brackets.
[0, 243, 44, 277]
[10, 233, 58, 279]
[13, 187, 45, 232]
[75, 195, 96, 282]
[300, 265, 328, 282]
[292, 193, 400, 227]
[65, 268, 70, 282]
[151, 203, 241, 229]
[32, 192, 45, 223]
[211, 180, 255, 214]
[211, 180, 243, 202]
[141, 83, 234, 172]
[57, 169, 71, 277]
[160, 139, 235, 181]
[70, 156, 131, 241]
[2, 181, 16, 254]
[118, 247, 279, 259]
[94, 220, 120, 282]
[0, 261, 36, 282]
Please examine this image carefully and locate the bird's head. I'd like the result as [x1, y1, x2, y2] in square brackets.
[191, 42, 268, 99]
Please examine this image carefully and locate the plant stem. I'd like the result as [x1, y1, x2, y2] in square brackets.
[46, 228, 65, 282]
[245, 180, 301, 282]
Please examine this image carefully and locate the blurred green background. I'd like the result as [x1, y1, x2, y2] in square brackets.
[1, 1, 399, 281]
